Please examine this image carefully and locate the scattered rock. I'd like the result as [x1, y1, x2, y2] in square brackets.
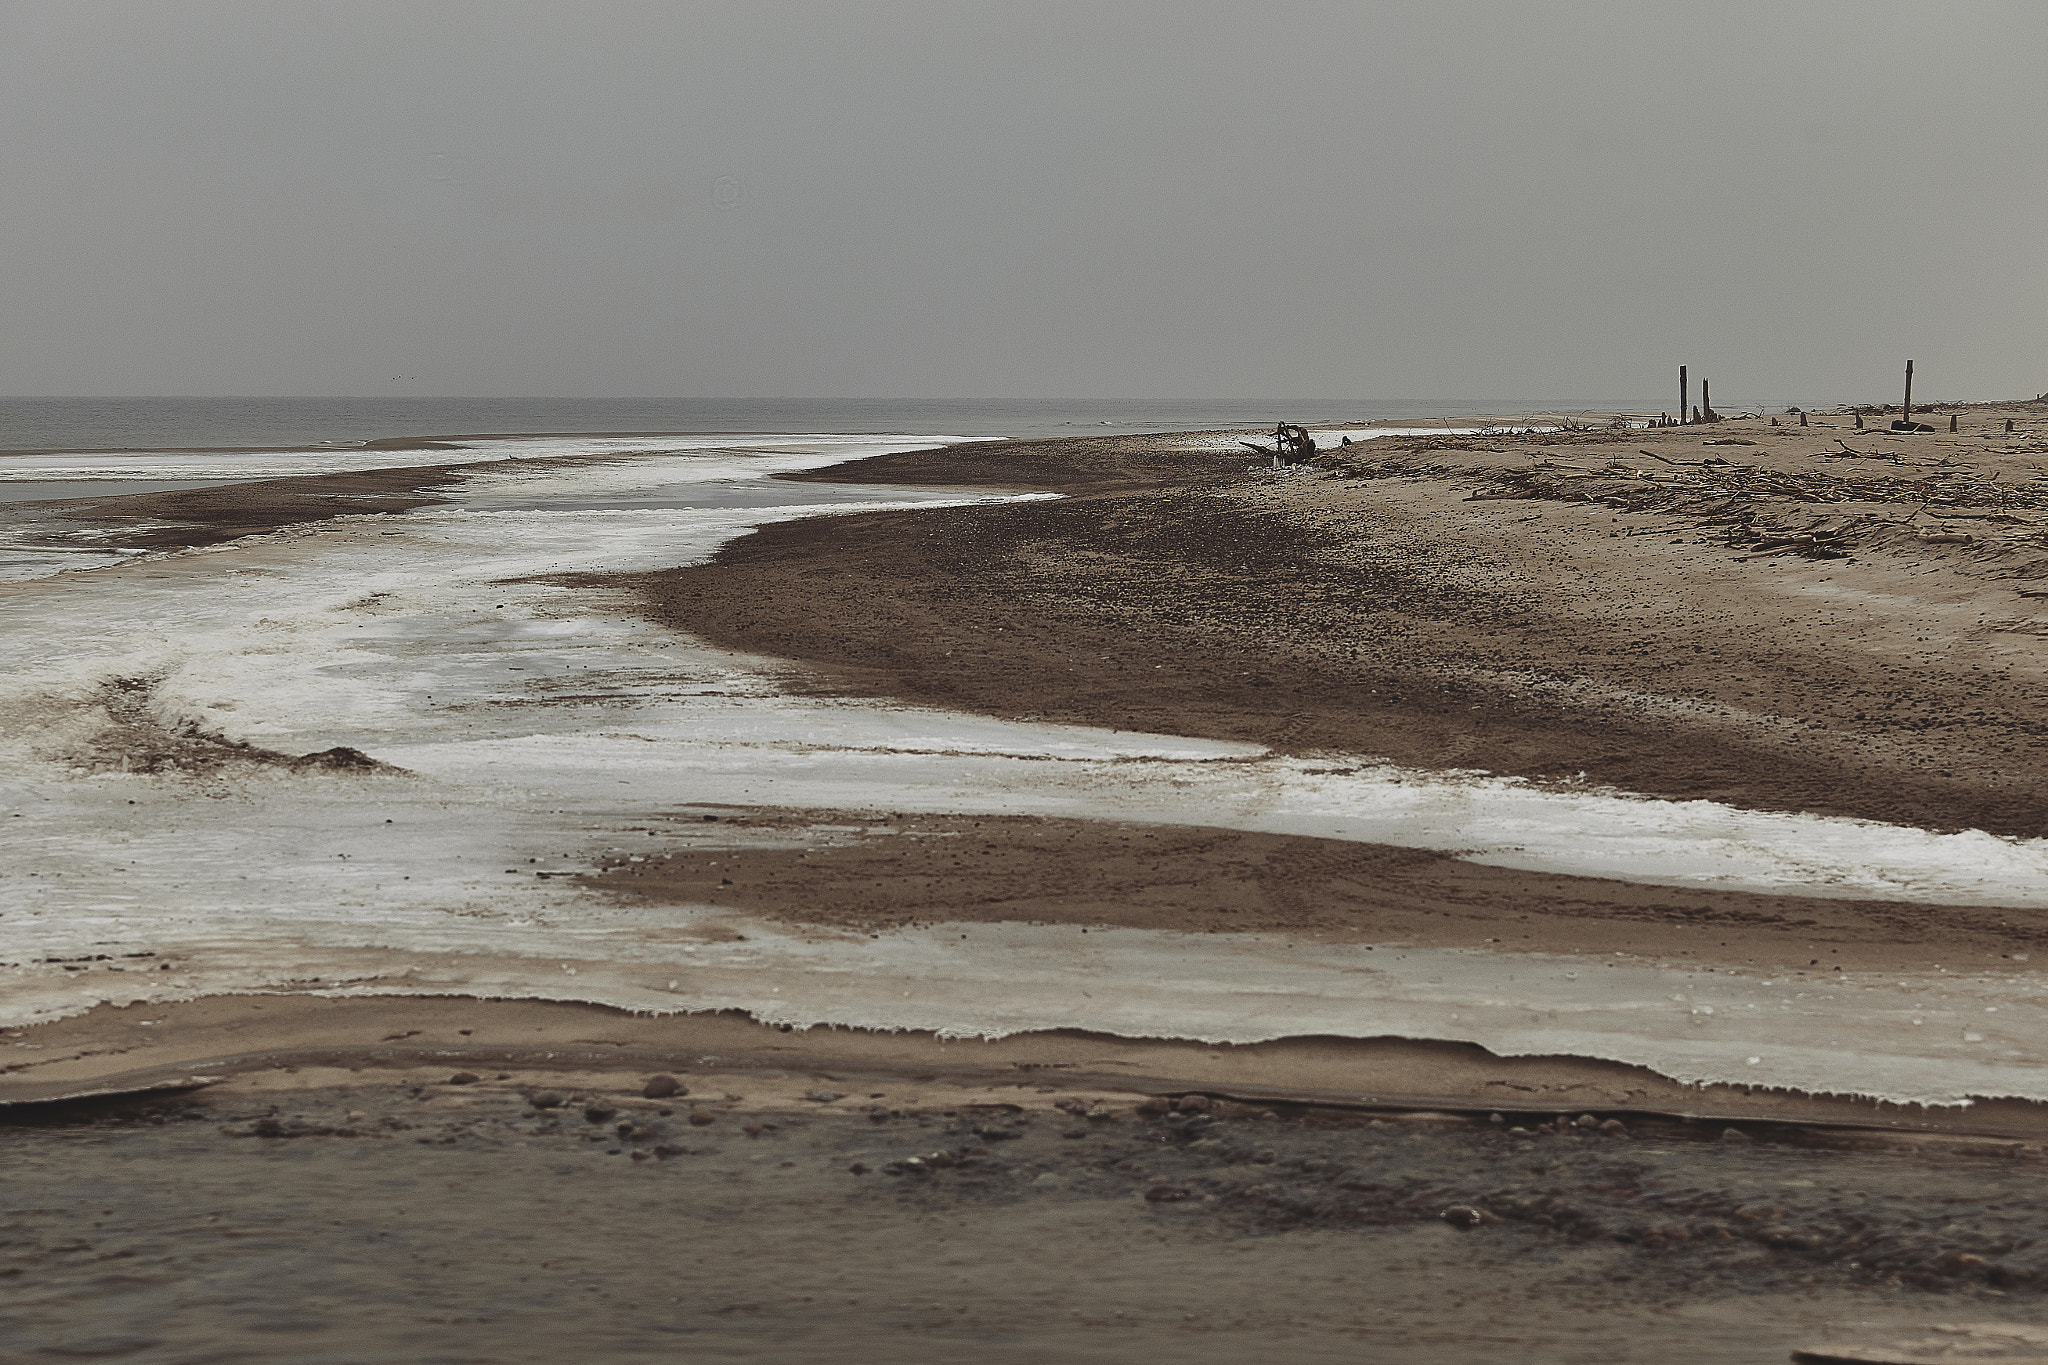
[1145, 1184, 1193, 1203]
[642, 1075, 685, 1100]
[583, 1102, 618, 1124]
[1174, 1094, 1213, 1114]
[252, 1118, 286, 1138]
[1442, 1205, 1498, 1228]
[688, 1110, 716, 1127]
[848, 1162, 870, 1175]
[1084, 1104, 1114, 1122]
[1719, 1127, 1753, 1145]
[1599, 1118, 1629, 1137]
[446, 1072, 480, 1086]
[1133, 1097, 1171, 1118]
[527, 1091, 564, 1110]
[804, 1089, 842, 1103]
[1574, 1114, 1599, 1129]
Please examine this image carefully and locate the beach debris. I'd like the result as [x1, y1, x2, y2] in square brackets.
[641, 1074, 685, 1099]
[1241, 422, 1320, 466]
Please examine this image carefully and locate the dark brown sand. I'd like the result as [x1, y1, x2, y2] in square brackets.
[616, 411, 2048, 838]
[37, 461, 466, 550]
[588, 808, 2044, 976]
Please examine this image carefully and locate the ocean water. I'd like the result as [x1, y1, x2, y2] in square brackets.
[0, 395, 1667, 454]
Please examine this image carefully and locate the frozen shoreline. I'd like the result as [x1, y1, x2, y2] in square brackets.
[5, 427, 2048, 1108]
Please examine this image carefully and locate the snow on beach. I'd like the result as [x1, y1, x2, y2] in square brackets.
[4, 433, 2047, 1105]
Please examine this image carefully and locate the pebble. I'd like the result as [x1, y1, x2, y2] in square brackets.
[688, 1110, 717, 1127]
[527, 1091, 565, 1110]
[583, 1102, 618, 1123]
[446, 1072, 480, 1086]
[804, 1089, 842, 1103]
[1599, 1119, 1629, 1137]
[1173, 1094, 1213, 1114]
[642, 1075, 685, 1100]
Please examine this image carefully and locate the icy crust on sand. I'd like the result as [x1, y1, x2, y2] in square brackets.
[4, 914, 2046, 1109]
[4, 432, 2048, 1107]
[0, 431, 986, 485]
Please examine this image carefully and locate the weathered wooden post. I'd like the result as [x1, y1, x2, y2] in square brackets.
[1800, 412, 1809, 426]
[1950, 414, 1958, 432]
[1680, 367, 1689, 425]
[1903, 360, 1915, 424]
[1855, 413, 1864, 429]
[1702, 379, 1714, 422]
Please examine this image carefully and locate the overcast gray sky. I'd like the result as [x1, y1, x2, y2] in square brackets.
[1, 1, 2041, 401]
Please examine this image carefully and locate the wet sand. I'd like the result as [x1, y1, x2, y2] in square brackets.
[8, 1061, 2048, 1364]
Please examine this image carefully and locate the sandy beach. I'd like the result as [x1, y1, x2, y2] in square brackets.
[7, 404, 2048, 1357]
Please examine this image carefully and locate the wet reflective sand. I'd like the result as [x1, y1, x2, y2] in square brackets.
[6, 1072, 2046, 1364]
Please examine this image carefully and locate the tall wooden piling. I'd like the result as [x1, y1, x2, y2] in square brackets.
[1680, 367, 1689, 426]
[1903, 360, 1916, 424]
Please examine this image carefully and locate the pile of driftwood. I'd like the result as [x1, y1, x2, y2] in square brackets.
[1241, 424, 1320, 463]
